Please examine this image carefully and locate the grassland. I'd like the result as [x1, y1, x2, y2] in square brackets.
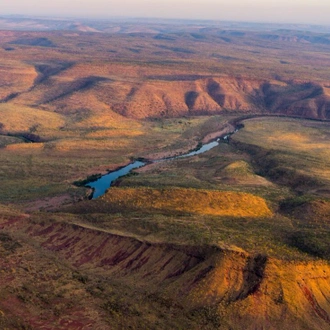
[98, 187, 272, 217]
[64, 117, 328, 262]
[232, 117, 330, 195]
[1, 25, 330, 121]
[0, 22, 330, 329]
[0, 112, 229, 207]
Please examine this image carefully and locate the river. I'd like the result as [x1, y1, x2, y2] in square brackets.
[86, 129, 238, 199]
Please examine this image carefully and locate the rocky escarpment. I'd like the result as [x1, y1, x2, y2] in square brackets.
[115, 78, 330, 119]
[11, 72, 330, 120]
[0, 213, 329, 329]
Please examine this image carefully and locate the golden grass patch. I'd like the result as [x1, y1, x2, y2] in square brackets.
[54, 138, 131, 151]
[268, 132, 309, 144]
[86, 129, 143, 138]
[234, 118, 330, 186]
[0, 60, 36, 99]
[101, 187, 272, 217]
[235, 118, 330, 152]
[0, 104, 65, 132]
[75, 113, 138, 129]
[6, 142, 44, 150]
[222, 160, 253, 174]
[220, 161, 273, 186]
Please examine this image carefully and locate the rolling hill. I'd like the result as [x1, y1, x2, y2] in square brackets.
[0, 19, 330, 329]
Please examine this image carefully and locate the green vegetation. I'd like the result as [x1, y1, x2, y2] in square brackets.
[73, 173, 102, 187]
[0, 114, 227, 205]
[73, 117, 328, 262]
[0, 25, 330, 329]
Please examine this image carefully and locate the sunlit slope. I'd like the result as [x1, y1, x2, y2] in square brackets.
[0, 59, 37, 101]
[188, 255, 330, 330]
[2, 30, 330, 120]
[0, 103, 65, 133]
[10, 67, 330, 120]
[0, 210, 329, 330]
[98, 187, 272, 217]
[232, 118, 330, 194]
[0, 113, 225, 206]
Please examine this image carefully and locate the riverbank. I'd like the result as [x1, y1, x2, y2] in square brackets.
[85, 122, 239, 199]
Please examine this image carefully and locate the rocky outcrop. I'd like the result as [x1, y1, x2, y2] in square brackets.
[18, 74, 330, 120]
[0, 213, 329, 329]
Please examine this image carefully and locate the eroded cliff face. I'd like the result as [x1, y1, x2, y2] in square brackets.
[5, 63, 330, 120]
[63, 77, 330, 119]
[0, 212, 329, 329]
[113, 77, 263, 118]
[188, 256, 330, 330]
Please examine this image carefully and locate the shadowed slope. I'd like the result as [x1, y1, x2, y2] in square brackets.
[0, 211, 329, 329]
[1, 30, 330, 120]
[28, 75, 330, 119]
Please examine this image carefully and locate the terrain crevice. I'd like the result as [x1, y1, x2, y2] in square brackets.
[36, 76, 110, 105]
[1, 25, 330, 329]
[0, 214, 329, 329]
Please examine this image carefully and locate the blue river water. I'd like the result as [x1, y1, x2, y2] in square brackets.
[86, 161, 145, 199]
[86, 134, 232, 199]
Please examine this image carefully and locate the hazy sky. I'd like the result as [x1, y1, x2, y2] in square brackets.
[1, 0, 330, 25]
